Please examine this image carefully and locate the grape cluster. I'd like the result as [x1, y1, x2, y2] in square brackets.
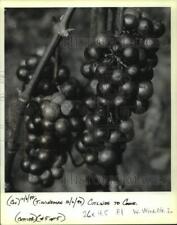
[79, 9, 165, 190]
[17, 49, 84, 187]
[16, 8, 165, 191]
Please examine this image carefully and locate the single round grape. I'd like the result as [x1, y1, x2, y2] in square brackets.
[26, 119, 41, 134]
[16, 66, 30, 82]
[127, 65, 139, 78]
[27, 133, 39, 147]
[96, 63, 109, 79]
[82, 132, 95, 146]
[40, 169, 52, 180]
[119, 35, 136, 48]
[143, 37, 159, 52]
[133, 99, 149, 114]
[138, 81, 153, 100]
[55, 118, 70, 136]
[98, 148, 116, 167]
[80, 62, 94, 79]
[40, 171, 54, 187]
[85, 96, 97, 110]
[26, 54, 39, 70]
[70, 117, 84, 132]
[41, 101, 60, 122]
[123, 14, 138, 30]
[109, 130, 123, 144]
[42, 119, 54, 132]
[97, 81, 113, 97]
[85, 152, 98, 164]
[114, 95, 126, 107]
[97, 96, 111, 108]
[51, 167, 64, 179]
[92, 110, 107, 125]
[39, 134, 53, 148]
[138, 18, 153, 36]
[111, 68, 125, 85]
[95, 33, 111, 48]
[61, 79, 78, 99]
[61, 100, 76, 117]
[152, 21, 165, 37]
[122, 47, 138, 63]
[30, 161, 43, 175]
[28, 174, 40, 184]
[120, 81, 137, 96]
[75, 140, 88, 153]
[38, 149, 51, 163]
[119, 119, 134, 134]
[84, 44, 103, 60]
[94, 127, 108, 142]
[55, 65, 70, 84]
[21, 158, 31, 173]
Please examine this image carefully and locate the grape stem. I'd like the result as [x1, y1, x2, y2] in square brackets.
[5, 8, 75, 192]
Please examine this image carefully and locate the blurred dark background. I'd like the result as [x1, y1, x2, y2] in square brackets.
[5, 8, 171, 192]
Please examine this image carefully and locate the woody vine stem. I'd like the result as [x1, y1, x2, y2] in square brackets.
[5, 7, 124, 192]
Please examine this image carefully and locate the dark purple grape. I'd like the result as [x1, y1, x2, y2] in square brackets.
[16, 66, 30, 82]
[138, 18, 153, 36]
[138, 81, 153, 100]
[55, 65, 70, 84]
[26, 55, 39, 70]
[51, 167, 64, 179]
[38, 149, 51, 163]
[152, 21, 165, 37]
[84, 44, 103, 60]
[94, 127, 108, 142]
[21, 158, 31, 173]
[30, 161, 43, 175]
[70, 117, 84, 132]
[143, 37, 159, 52]
[98, 147, 117, 167]
[96, 63, 109, 79]
[133, 99, 149, 114]
[123, 14, 138, 30]
[119, 119, 134, 134]
[55, 118, 70, 136]
[39, 134, 53, 148]
[97, 81, 113, 97]
[82, 132, 95, 146]
[80, 62, 94, 79]
[95, 33, 111, 48]
[127, 65, 139, 78]
[111, 68, 125, 85]
[114, 95, 126, 108]
[120, 81, 137, 97]
[119, 35, 136, 48]
[75, 140, 88, 153]
[85, 152, 98, 164]
[85, 96, 97, 110]
[147, 54, 158, 67]
[122, 47, 138, 63]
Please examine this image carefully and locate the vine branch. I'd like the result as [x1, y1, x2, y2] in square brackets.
[5, 8, 75, 191]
